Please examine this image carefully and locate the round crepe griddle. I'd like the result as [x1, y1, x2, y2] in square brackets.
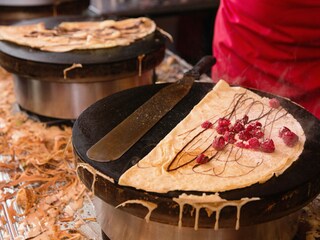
[0, 16, 166, 82]
[72, 82, 320, 228]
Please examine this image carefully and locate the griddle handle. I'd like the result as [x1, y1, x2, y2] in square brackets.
[185, 55, 216, 80]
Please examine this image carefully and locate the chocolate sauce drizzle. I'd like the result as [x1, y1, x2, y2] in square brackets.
[166, 91, 288, 179]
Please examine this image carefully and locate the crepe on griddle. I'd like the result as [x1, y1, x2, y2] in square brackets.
[119, 80, 305, 193]
[0, 17, 156, 52]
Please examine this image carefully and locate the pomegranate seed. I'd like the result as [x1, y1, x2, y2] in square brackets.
[269, 98, 280, 108]
[260, 139, 275, 153]
[255, 121, 262, 128]
[218, 118, 231, 127]
[231, 121, 245, 133]
[282, 131, 299, 147]
[201, 120, 213, 129]
[238, 130, 252, 141]
[212, 136, 226, 151]
[241, 115, 249, 125]
[252, 129, 264, 139]
[195, 153, 210, 164]
[279, 126, 291, 138]
[248, 137, 260, 150]
[223, 131, 236, 144]
[247, 121, 262, 131]
[216, 125, 229, 134]
[278, 126, 299, 147]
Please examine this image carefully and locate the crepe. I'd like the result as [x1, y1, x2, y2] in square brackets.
[119, 80, 306, 193]
[0, 17, 156, 52]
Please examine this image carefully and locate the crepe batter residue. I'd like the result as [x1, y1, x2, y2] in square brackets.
[116, 200, 157, 223]
[173, 193, 260, 230]
[137, 54, 145, 77]
[76, 162, 114, 195]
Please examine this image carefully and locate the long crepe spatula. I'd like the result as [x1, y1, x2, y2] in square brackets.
[86, 55, 216, 162]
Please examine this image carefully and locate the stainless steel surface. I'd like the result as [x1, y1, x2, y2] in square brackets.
[86, 56, 215, 162]
[93, 196, 300, 240]
[0, 0, 72, 6]
[13, 71, 153, 119]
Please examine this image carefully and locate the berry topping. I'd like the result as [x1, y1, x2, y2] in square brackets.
[278, 126, 299, 147]
[231, 121, 245, 133]
[247, 121, 262, 131]
[248, 137, 260, 150]
[216, 125, 229, 134]
[269, 98, 280, 108]
[212, 136, 226, 151]
[210, 115, 276, 153]
[216, 118, 231, 134]
[252, 129, 264, 139]
[238, 130, 252, 141]
[195, 153, 210, 164]
[241, 115, 249, 125]
[282, 131, 299, 147]
[223, 131, 236, 144]
[260, 139, 275, 153]
[201, 120, 213, 129]
[218, 118, 231, 127]
[278, 126, 291, 138]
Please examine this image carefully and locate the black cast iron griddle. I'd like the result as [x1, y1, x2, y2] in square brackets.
[0, 16, 166, 82]
[72, 82, 320, 228]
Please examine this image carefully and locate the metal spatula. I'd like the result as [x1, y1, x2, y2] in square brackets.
[86, 55, 216, 162]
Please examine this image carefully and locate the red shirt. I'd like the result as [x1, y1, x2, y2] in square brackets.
[212, 0, 320, 119]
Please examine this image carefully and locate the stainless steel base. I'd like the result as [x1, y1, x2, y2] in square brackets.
[0, 0, 72, 6]
[13, 71, 153, 119]
[93, 196, 300, 240]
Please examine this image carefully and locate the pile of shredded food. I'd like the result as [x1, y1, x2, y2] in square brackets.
[0, 69, 93, 239]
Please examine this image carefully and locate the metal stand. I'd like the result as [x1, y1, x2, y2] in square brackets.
[93, 196, 300, 240]
[13, 71, 153, 119]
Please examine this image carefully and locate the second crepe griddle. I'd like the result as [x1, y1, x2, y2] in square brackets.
[0, 16, 166, 81]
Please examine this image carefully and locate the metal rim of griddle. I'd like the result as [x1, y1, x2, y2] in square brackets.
[13, 71, 154, 119]
[72, 82, 320, 229]
[0, 16, 167, 82]
[94, 196, 301, 240]
[0, 0, 75, 6]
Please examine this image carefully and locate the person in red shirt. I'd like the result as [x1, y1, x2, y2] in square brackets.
[212, 0, 320, 119]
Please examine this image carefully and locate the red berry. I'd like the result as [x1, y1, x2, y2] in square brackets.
[282, 131, 299, 147]
[246, 124, 254, 132]
[279, 126, 291, 138]
[248, 137, 260, 150]
[241, 115, 249, 125]
[212, 136, 226, 151]
[269, 98, 280, 108]
[278, 126, 299, 147]
[231, 121, 245, 133]
[218, 118, 231, 127]
[255, 121, 262, 128]
[252, 129, 264, 139]
[201, 120, 213, 129]
[223, 131, 236, 144]
[216, 125, 229, 134]
[238, 130, 252, 141]
[260, 139, 275, 153]
[247, 121, 262, 131]
[195, 153, 210, 164]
